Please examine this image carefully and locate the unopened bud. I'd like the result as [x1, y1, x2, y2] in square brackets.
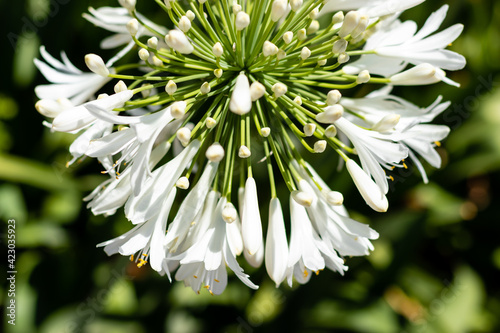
[165, 80, 177, 95]
[114, 80, 128, 93]
[316, 105, 344, 124]
[126, 18, 139, 36]
[206, 117, 217, 129]
[84, 54, 109, 77]
[263, 41, 279, 57]
[356, 70, 370, 84]
[250, 82, 266, 101]
[271, 0, 287, 22]
[235, 12, 250, 30]
[238, 145, 251, 158]
[325, 124, 337, 137]
[147, 37, 158, 49]
[338, 11, 359, 38]
[314, 140, 327, 153]
[307, 20, 320, 35]
[214, 68, 223, 78]
[179, 16, 192, 32]
[213, 42, 223, 57]
[200, 82, 211, 94]
[171, 101, 187, 119]
[272, 83, 287, 98]
[300, 47, 311, 60]
[297, 28, 307, 41]
[176, 177, 190, 189]
[304, 123, 316, 137]
[332, 39, 348, 54]
[261, 127, 271, 137]
[290, 0, 303, 12]
[327, 90, 341, 105]
[138, 48, 150, 61]
[283, 31, 293, 44]
[186, 10, 196, 21]
[206, 143, 225, 162]
[177, 127, 191, 146]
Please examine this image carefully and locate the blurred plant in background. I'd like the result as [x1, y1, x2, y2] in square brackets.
[1, 0, 500, 333]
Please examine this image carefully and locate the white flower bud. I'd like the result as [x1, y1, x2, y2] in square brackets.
[213, 42, 223, 57]
[214, 68, 223, 78]
[263, 41, 279, 57]
[297, 28, 307, 41]
[250, 81, 266, 101]
[323, 190, 343, 206]
[332, 39, 348, 54]
[290, 0, 303, 12]
[271, 0, 287, 22]
[318, 59, 327, 66]
[332, 11, 344, 25]
[119, 0, 136, 11]
[272, 83, 287, 98]
[200, 82, 211, 94]
[338, 11, 360, 38]
[114, 80, 128, 93]
[206, 117, 217, 129]
[138, 48, 150, 61]
[186, 10, 195, 21]
[165, 80, 177, 95]
[165, 30, 194, 54]
[372, 114, 401, 132]
[357, 70, 371, 84]
[283, 31, 293, 44]
[35, 99, 65, 118]
[233, 4, 242, 14]
[304, 123, 316, 137]
[97, 94, 109, 100]
[325, 124, 337, 137]
[338, 53, 350, 64]
[390, 64, 445, 86]
[198, 0, 207, 4]
[140, 84, 150, 98]
[291, 190, 313, 207]
[293, 96, 302, 105]
[176, 177, 190, 189]
[351, 15, 369, 39]
[222, 203, 238, 223]
[300, 47, 311, 60]
[238, 145, 251, 158]
[327, 90, 342, 105]
[230, 73, 252, 115]
[152, 56, 163, 67]
[309, 7, 319, 19]
[206, 143, 225, 162]
[126, 18, 139, 36]
[307, 20, 320, 35]
[176, 127, 191, 146]
[235, 12, 250, 30]
[171, 101, 187, 119]
[277, 49, 286, 60]
[179, 16, 192, 32]
[316, 104, 344, 124]
[147, 37, 158, 49]
[261, 127, 271, 137]
[314, 140, 327, 153]
[84, 54, 109, 77]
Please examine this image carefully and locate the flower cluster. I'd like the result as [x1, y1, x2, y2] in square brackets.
[35, 0, 465, 294]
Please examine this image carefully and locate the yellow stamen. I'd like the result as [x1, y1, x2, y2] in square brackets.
[434, 141, 441, 147]
[130, 254, 134, 261]
[389, 175, 394, 181]
[193, 275, 198, 279]
[214, 279, 220, 283]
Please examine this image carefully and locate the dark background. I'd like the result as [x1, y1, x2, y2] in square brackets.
[1, 0, 500, 332]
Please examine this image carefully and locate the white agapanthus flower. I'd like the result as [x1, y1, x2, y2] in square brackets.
[35, 0, 465, 295]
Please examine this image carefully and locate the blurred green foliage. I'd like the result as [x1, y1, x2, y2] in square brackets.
[1, 0, 500, 332]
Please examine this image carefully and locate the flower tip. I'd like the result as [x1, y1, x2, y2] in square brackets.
[84, 54, 109, 77]
[291, 190, 313, 207]
[206, 143, 225, 162]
